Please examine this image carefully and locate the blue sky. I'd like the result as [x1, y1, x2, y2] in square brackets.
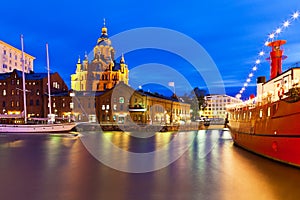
[1, 1, 300, 98]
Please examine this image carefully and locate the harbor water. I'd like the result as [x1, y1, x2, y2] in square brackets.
[0, 129, 300, 200]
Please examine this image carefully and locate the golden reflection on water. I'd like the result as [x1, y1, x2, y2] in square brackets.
[1, 131, 300, 199]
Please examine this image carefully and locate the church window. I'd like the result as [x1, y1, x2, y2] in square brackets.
[119, 97, 125, 104]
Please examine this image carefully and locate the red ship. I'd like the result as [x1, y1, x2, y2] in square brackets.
[227, 39, 300, 167]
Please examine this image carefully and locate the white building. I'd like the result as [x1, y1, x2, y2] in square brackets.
[0, 40, 35, 73]
[202, 94, 241, 119]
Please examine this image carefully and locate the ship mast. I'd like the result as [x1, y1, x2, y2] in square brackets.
[46, 43, 53, 123]
[267, 40, 287, 79]
[20, 35, 27, 124]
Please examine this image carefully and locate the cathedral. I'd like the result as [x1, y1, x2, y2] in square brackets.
[71, 21, 129, 91]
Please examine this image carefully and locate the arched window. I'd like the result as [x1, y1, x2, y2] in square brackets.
[119, 97, 125, 104]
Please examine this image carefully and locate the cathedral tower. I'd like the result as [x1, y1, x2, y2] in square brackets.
[71, 20, 129, 91]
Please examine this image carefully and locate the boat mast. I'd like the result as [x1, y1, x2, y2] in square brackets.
[21, 35, 27, 124]
[46, 43, 52, 118]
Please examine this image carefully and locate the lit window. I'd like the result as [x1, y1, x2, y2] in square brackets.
[106, 105, 109, 110]
[102, 105, 105, 110]
[119, 97, 125, 104]
[53, 82, 59, 89]
[3, 90, 6, 96]
[113, 104, 117, 110]
[259, 109, 263, 118]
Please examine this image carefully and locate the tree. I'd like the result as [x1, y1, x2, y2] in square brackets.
[180, 87, 207, 121]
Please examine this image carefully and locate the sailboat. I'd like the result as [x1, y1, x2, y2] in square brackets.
[0, 35, 76, 133]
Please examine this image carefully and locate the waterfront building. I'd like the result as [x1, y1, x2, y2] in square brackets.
[71, 22, 129, 91]
[0, 69, 72, 121]
[0, 40, 35, 73]
[71, 82, 190, 124]
[70, 90, 104, 122]
[202, 94, 241, 119]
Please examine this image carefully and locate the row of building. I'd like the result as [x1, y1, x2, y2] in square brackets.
[0, 22, 240, 125]
[0, 23, 190, 125]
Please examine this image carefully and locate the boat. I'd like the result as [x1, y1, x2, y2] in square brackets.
[226, 39, 300, 167]
[0, 36, 75, 133]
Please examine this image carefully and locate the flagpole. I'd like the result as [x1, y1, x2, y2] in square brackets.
[168, 82, 176, 94]
[20, 35, 27, 124]
[173, 84, 176, 94]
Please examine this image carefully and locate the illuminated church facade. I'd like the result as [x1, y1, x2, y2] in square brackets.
[71, 22, 129, 91]
[69, 22, 191, 124]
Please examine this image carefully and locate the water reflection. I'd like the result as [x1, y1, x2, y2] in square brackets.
[0, 130, 299, 200]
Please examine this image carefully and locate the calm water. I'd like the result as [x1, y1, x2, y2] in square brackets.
[0, 129, 300, 200]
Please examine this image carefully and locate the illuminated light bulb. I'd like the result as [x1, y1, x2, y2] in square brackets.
[275, 28, 282, 34]
[269, 33, 275, 39]
[283, 20, 290, 27]
[256, 59, 261, 64]
[244, 83, 248, 87]
[242, 87, 245, 91]
[249, 73, 253, 77]
[236, 94, 241, 98]
[293, 11, 299, 19]
[259, 51, 265, 56]
[247, 78, 251, 82]
[265, 41, 270, 46]
[253, 66, 257, 71]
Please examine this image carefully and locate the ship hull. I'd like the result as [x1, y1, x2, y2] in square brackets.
[0, 123, 76, 133]
[229, 127, 300, 167]
[228, 99, 300, 167]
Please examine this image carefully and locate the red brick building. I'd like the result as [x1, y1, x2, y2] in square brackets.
[0, 69, 72, 120]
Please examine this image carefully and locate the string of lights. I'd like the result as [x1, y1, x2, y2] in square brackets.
[236, 11, 299, 99]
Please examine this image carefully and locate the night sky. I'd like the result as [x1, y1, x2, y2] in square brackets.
[1, 1, 300, 99]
